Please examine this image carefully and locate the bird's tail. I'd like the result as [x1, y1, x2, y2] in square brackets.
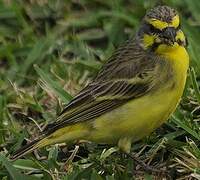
[10, 136, 47, 161]
[10, 124, 88, 160]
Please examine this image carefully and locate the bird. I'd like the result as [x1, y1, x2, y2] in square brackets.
[11, 5, 189, 161]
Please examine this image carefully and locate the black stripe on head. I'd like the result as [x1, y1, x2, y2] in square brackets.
[145, 6, 177, 23]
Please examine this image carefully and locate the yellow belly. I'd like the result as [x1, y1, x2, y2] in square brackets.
[87, 86, 179, 143]
[86, 45, 189, 144]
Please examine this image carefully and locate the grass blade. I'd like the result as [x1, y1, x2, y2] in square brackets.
[0, 154, 38, 180]
[172, 115, 200, 141]
[189, 67, 200, 103]
[34, 65, 73, 103]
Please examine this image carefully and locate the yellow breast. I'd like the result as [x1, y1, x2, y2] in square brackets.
[156, 43, 189, 90]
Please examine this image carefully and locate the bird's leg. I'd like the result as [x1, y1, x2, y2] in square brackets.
[125, 152, 168, 175]
[118, 137, 168, 175]
[118, 137, 132, 153]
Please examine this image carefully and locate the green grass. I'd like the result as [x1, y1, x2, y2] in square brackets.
[0, 0, 200, 179]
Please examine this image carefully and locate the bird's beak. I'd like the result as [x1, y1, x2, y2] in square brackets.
[162, 27, 176, 45]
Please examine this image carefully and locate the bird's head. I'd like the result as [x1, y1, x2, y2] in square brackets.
[138, 6, 187, 51]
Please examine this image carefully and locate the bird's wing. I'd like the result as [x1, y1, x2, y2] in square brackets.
[43, 39, 166, 135]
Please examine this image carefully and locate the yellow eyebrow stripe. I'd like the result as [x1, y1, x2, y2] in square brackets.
[147, 15, 180, 30]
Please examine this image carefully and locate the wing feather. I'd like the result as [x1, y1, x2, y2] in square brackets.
[43, 39, 167, 135]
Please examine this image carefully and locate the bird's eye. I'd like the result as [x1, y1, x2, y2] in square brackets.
[143, 23, 162, 35]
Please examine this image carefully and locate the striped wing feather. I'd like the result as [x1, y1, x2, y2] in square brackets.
[43, 39, 160, 135]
